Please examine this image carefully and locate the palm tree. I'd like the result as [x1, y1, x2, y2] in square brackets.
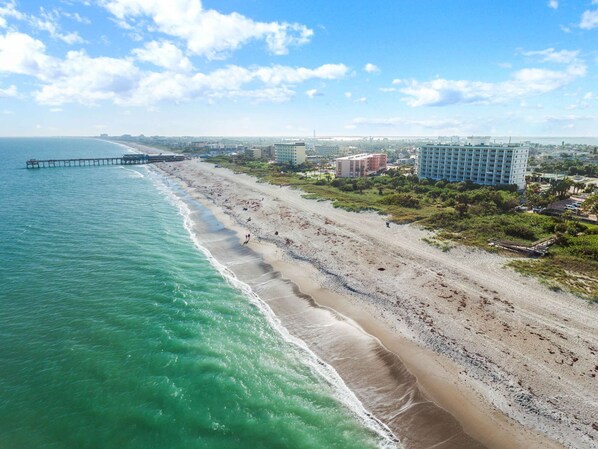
[573, 181, 586, 194]
[549, 178, 573, 199]
[582, 194, 598, 215]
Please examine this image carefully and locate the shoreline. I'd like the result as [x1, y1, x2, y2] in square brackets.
[121, 142, 596, 449]
[156, 168, 487, 449]
[170, 182, 561, 449]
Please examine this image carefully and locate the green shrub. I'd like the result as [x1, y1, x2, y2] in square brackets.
[381, 193, 420, 208]
[504, 224, 536, 240]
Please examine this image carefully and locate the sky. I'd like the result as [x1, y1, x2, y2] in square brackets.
[0, 0, 597, 137]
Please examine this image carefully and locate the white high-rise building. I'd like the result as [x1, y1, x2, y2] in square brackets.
[275, 143, 306, 166]
[416, 143, 529, 189]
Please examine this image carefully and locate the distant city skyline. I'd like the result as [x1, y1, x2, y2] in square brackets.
[1, 0, 598, 137]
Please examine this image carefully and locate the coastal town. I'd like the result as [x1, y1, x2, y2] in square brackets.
[3, 1, 598, 449]
[98, 134, 598, 449]
[105, 133, 598, 300]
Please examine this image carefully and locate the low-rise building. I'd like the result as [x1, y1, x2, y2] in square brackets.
[245, 148, 262, 159]
[335, 153, 388, 178]
[275, 142, 306, 166]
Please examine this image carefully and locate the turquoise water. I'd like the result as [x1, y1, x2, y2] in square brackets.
[0, 138, 389, 449]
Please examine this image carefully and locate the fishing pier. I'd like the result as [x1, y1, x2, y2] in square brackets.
[26, 153, 185, 169]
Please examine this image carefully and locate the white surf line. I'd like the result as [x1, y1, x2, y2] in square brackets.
[147, 167, 402, 449]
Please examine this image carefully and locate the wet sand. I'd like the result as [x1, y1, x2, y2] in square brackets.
[120, 143, 597, 449]
[166, 178, 487, 449]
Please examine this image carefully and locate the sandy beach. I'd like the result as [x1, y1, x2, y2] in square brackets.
[126, 144, 597, 449]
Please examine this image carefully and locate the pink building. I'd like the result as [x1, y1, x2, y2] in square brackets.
[335, 153, 387, 178]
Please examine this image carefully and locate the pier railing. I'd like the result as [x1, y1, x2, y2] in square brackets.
[26, 154, 185, 168]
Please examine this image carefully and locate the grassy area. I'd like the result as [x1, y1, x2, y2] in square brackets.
[508, 255, 598, 302]
[425, 212, 556, 247]
[207, 156, 598, 301]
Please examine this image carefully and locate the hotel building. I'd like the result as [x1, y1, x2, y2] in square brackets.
[335, 153, 388, 178]
[275, 143, 306, 166]
[415, 140, 529, 189]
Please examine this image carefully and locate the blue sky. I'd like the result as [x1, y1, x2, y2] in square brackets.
[0, 0, 597, 136]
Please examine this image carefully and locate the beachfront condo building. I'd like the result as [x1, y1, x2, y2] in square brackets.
[415, 142, 529, 189]
[335, 153, 388, 178]
[275, 143, 306, 166]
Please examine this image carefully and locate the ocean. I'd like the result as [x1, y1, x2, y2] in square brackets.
[0, 138, 394, 449]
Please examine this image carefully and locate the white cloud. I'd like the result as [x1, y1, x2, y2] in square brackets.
[249, 63, 348, 85]
[579, 9, 598, 29]
[560, 25, 571, 33]
[39, 57, 346, 106]
[29, 8, 84, 44]
[364, 63, 380, 73]
[400, 63, 586, 107]
[0, 31, 51, 75]
[100, 0, 313, 59]
[62, 12, 91, 25]
[354, 96, 367, 103]
[548, 0, 558, 10]
[566, 92, 594, 110]
[379, 87, 396, 92]
[35, 50, 142, 105]
[344, 91, 352, 98]
[0, 3, 84, 44]
[522, 48, 579, 64]
[133, 40, 193, 72]
[0, 84, 17, 97]
[0, 28, 347, 107]
[50, 107, 63, 112]
[305, 88, 319, 98]
[0, 1, 24, 26]
[391, 79, 402, 85]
